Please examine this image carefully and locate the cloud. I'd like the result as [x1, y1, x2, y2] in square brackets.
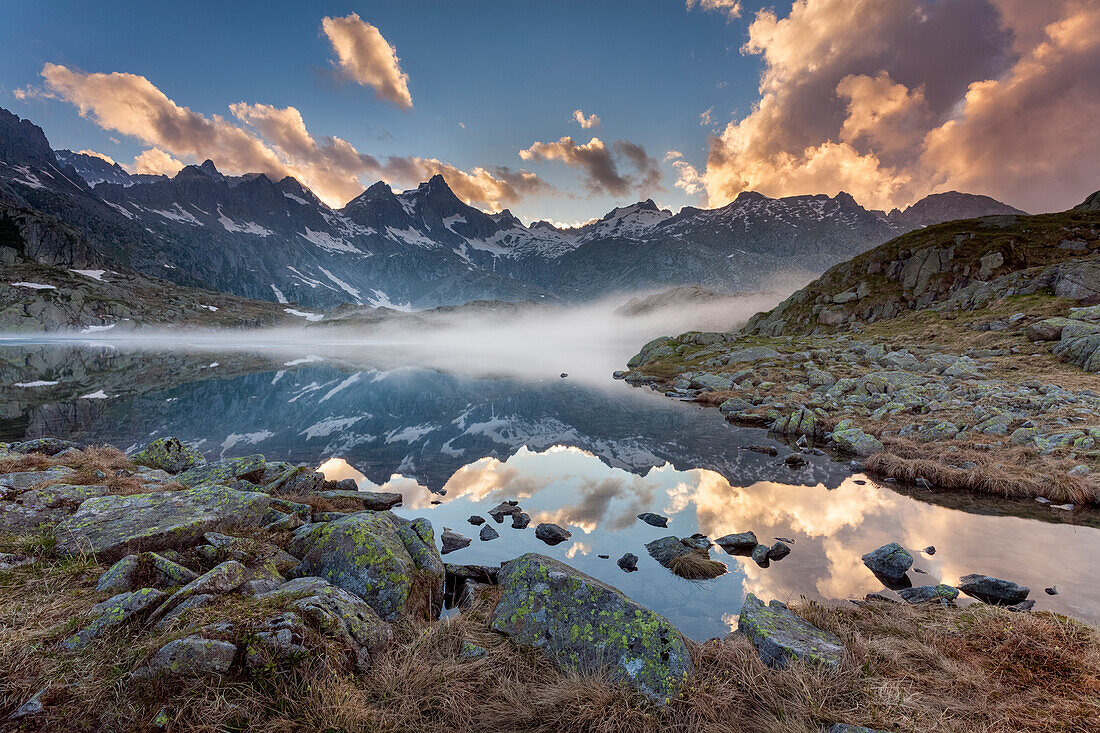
[520, 136, 662, 198]
[321, 13, 413, 109]
[30, 63, 546, 210]
[699, 106, 715, 126]
[130, 148, 183, 176]
[572, 109, 600, 129]
[686, 0, 742, 20]
[686, 0, 1100, 213]
[75, 149, 116, 165]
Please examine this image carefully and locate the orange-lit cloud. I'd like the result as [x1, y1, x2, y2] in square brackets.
[75, 149, 116, 165]
[686, 0, 1100, 213]
[31, 64, 546, 210]
[321, 13, 413, 109]
[130, 148, 183, 176]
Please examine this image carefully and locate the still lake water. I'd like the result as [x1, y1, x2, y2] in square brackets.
[2, 336, 1099, 640]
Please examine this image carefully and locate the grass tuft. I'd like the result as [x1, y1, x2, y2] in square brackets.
[668, 551, 727, 580]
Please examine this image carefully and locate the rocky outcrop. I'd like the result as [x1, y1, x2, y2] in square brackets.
[490, 553, 693, 704]
[54, 485, 275, 560]
[861, 543, 913, 582]
[130, 437, 206, 474]
[958, 574, 1030, 605]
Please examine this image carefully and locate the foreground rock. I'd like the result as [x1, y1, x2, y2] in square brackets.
[134, 637, 237, 678]
[958, 574, 1030, 605]
[491, 553, 693, 703]
[54, 485, 275, 560]
[288, 512, 443, 621]
[737, 593, 844, 668]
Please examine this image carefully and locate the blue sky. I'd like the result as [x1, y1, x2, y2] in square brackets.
[3, 1, 1097, 220]
[0, 0, 770, 223]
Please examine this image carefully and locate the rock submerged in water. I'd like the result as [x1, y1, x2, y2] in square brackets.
[637, 512, 669, 528]
[490, 553, 693, 704]
[617, 553, 639, 572]
[440, 529, 471, 555]
[715, 531, 758, 553]
[897, 584, 959, 604]
[861, 542, 914, 582]
[479, 524, 499, 541]
[958, 574, 1030, 605]
[534, 522, 571, 545]
[736, 593, 844, 668]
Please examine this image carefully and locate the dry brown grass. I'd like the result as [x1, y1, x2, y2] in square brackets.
[868, 438, 1100, 504]
[1, 445, 191, 497]
[2, 542, 1099, 732]
[281, 493, 339, 513]
[669, 551, 727, 580]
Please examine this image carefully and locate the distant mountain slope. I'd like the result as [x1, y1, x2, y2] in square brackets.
[0, 106, 1034, 309]
[743, 201, 1100, 336]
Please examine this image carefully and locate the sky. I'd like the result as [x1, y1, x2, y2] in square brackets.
[1, 0, 1098, 225]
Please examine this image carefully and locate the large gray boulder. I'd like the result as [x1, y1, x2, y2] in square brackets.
[490, 553, 693, 704]
[135, 637, 237, 678]
[288, 512, 443, 621]
[63, 587, 167, 651]
[53, 485, 274, 560]
[958, 574, 1030, 605]
[97, 552, 199, 593]
[736, 593, 844, 668]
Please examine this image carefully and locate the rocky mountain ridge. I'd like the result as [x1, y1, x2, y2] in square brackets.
[2, 106, 1027, 310]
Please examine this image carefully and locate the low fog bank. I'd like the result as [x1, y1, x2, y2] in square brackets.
[2, 281, 804, 386]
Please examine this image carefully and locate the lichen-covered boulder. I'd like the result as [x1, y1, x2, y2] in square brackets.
[136, 637, 237, 678]
[63, 587, 167, 651]
[736, 593, 844, 668]
[148, 561, 248, 625]
[861, 543, 913, 582]
[830, 426, 884, 456]
[54, 485, 274, 560]
[130, 437, 206, 474]
[897, 584, 959, 604]
[490, 553, 693, 704]
[0, 466, 77, 489]
[174, 455, 266, 487]
[260, 577, 393, 671]
[9, 438, 79, 456]
[314, 489, 402, 510]
[97, 552, 199, 593]
[288, 512, 443, 621]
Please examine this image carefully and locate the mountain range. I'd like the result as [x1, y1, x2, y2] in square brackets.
[0, 107, 1027, 309]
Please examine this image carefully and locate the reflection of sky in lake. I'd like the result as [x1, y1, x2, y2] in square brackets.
[3, 342, 1100, 641]
[322, 445, 1100, 640]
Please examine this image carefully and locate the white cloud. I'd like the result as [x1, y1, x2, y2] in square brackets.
[572, 109, 601, 129]
[686, 0, 742, 20]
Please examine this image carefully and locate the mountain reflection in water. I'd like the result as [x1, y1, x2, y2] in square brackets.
[2, 342, 1099, 640]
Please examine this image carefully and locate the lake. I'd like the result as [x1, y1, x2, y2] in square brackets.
[2, 335, 1099, 640]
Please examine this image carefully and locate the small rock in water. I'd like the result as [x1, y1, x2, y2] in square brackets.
[748, 445, 779, 456]
[774, 537, 795, 544]
[534, 523, 571, 546]
[767, 542, 791, 561]
[1008, 600, 1037, 612]
[617, 553, 639, 572]
[914, 477, 933, 489]
[750, 544, 770, 567]
[681, 534, 711, 551]
[560, 373, 568, 379]
[1045, 586, 1058, 595]
[1035, 497, 1052, 504]
[441, 530, 472, 555]
[479, 525, 500, 542]
[921, 546, 936, 555]
[468, 515, 486, 525]
[784, 454, 807, 468]
[637, 512, 669, 528]
[511, 512, 531, 529]
[597, 554, 609, 559]
[861, 542, 914, 582]
[1050, 503, 1075, 511]
[715, 531, 757, 553]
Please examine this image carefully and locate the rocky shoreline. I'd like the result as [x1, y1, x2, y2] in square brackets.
[2, 436, 1097, 731]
